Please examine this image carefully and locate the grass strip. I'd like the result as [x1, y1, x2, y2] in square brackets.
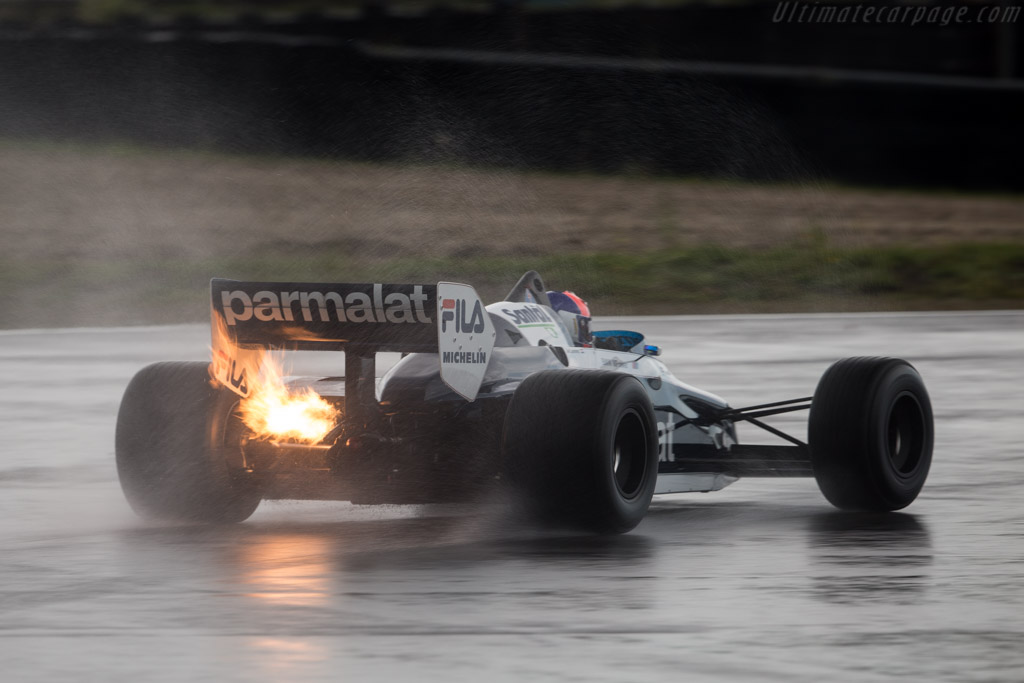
[1, 240, 1021, 328]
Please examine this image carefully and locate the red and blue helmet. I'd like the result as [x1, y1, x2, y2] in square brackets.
[547, 290, 592, 346]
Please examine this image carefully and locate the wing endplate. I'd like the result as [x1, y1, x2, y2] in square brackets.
[436, 282, 497, 401]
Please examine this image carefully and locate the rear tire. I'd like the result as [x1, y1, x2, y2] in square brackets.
[808, 357, 933, 511]
[503, 370, 659, 534]
[115, 362, 262, 523]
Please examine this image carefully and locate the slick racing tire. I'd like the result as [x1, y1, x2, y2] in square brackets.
[808, 357, 933, 512]
[115, 362, 262, 523]
[503, 370, 659, 534]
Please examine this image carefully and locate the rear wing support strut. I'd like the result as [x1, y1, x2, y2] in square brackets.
[345, 349, 376, 431]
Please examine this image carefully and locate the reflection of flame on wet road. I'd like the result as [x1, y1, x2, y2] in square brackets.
[241, 534, 332, 607]
[806, 512, 933, 604]
[247, 638, 329, 669]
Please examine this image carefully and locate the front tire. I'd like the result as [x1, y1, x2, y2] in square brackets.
[808, 357, 934, 511]
[503, 370, 659, 534]
[115, 361, 262, 523]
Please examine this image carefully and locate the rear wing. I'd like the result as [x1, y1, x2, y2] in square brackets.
[210, 278, 495, 401]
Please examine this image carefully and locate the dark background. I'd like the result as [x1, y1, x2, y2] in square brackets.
[0, 1, 1022, 189]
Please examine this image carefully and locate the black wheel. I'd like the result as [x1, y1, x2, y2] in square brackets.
[503, 370, 659, 534]
[115, 361, 262, 523]
[808, 357, 934, 511]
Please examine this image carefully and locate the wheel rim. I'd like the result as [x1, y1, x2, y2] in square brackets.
[886, 391, 926, 476]
[612, 409, 648, 499]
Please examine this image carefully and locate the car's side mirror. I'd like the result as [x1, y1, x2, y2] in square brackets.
[643, 344, 661, 357]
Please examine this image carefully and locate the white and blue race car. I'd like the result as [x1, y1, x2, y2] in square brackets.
[116, 271, 934, 533]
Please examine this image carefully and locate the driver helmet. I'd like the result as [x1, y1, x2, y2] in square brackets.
[546, 290, 592, 347]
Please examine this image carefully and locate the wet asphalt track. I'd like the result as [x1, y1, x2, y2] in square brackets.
[1, 312, 1022, 682]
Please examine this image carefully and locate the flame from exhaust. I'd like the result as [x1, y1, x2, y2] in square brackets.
[210, 314, 338, 444]
[238, 352, 339, 444]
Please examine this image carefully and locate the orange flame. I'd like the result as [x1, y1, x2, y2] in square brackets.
[238, 353, 339, 444]
[210, 313, 338, 444]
